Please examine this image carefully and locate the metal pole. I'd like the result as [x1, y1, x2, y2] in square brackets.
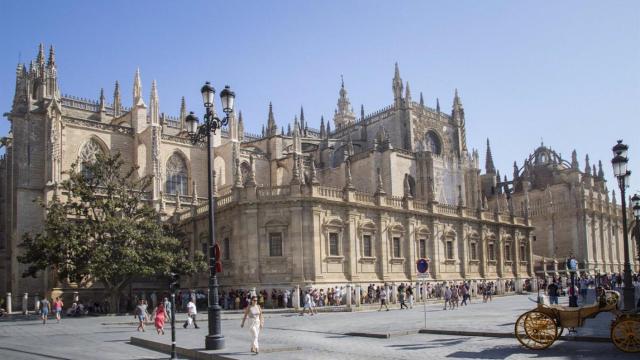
[423, 280, 427, 329]
[619, 179, 635, 311]
[205, 116, 224, 350]
[171, 292, 178, 359]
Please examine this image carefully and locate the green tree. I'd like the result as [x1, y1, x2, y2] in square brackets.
[19, 152, 205, 312]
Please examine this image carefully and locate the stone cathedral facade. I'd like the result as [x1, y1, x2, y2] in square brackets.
[481, 142, 638, 275]
[0, 45, 537, 299]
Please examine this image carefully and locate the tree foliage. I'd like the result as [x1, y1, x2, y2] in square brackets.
[18, 152, 205, 311]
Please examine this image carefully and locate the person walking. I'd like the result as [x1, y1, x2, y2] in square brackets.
[443, 286, 452, 310]
[460, 285, 468, 306]
[398, 284, 408, 310]
[135, 299, 146, 332]
[407, 285, 414, 309]
[378, 285, 389, 311]
[40, 297, 50, 325]
[241, 296, 264, 354]
[299, 290, 314, 316]
[547, 281, 559, 305]
[154, 303, 166, 335]
[53, 297, 63, 323]
[163, 297, 172, 322]
[183, 299, 199, 328]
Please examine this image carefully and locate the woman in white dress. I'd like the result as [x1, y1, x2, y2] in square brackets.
[241, 296, 264, 354]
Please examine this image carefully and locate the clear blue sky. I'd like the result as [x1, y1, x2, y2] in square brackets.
[1, 0, 639, 196]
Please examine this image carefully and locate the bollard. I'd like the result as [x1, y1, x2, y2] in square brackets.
[355, 284, 361, 307]
[346, 284, 352, 310]
[391, 283, 397, 304]
[6, 292, 12, 314]
[293, 285, 300, 310]
[22, 293, 28, 314]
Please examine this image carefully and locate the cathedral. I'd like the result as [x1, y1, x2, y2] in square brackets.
[1, 44, 541, 300]
[482, 141, 638, 276]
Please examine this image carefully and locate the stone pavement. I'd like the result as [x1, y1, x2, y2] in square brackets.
[0, 292, 635, 359]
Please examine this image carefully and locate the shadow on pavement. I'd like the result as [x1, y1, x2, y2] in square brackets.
[386, 337, 469, 350]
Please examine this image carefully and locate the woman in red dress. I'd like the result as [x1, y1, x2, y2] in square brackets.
[154, 303, 166, 335]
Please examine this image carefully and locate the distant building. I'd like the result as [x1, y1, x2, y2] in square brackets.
[481, 142, 638, 275]
[0, 45, 534, 300]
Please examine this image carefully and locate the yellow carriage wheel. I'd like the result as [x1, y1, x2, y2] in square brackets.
[515, 311, 558, 350]
[611, 318, 640, 353]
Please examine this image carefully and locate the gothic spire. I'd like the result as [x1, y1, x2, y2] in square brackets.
[405, 81, 412, 104]
[326, 120, 331, 137]
[37, 43, 45, 66]
[485, 138, 496, 174]
[99, 88, 106, 112]
[392, 62, 403, 107]
[319, 116, 326, 139]
[47, 45, 55, 67]
[149, 80, 159, 125]
[598, 160, 605, 178]
[436, 98, 440, 113]
[133, 68, 144, 106]
[300, 106, 305, 134]
[179, 96, 187, 129]
[513, 161, 519, 180]
[419, 92, 424, 107]
[287, 123, 291, 136]
[584, 154, 591, 175]
[113, 81, 122, 117]
[267, 102, 277, 137]
[360, 104, 365, 120]
[592, 165, 597, 178]
[233, 158, 243, 188]
[571, 149, 579, 169]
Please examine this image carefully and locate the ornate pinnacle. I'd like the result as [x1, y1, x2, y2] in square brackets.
[37, 43, 45, 65]
[234, 158, 243, 188]
[310, 157, 319, 185]
[344, 160, 355, 191]
[246, 155, 257, 187]
[290, 153, 302, 185]
[375, 168, 386, 195]
[47, 45, 55, 66]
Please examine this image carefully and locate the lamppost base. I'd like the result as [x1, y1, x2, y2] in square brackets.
[205, 335, 225, 350]
[569, 295, 578, 307]
[623, 286, 636, 312]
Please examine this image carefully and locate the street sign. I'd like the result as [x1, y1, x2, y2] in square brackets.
[416, 258, 429, 273]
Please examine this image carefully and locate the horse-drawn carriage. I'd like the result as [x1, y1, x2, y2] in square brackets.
[515, 289, 640, 352]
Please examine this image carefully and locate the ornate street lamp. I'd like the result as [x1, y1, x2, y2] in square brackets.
[186, 81, 235, 350]
[611, 140, 635, 311]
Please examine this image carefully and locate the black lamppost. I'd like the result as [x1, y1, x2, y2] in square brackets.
[632, 194, 640, 266]
[185, 82, 235, 350]
[611, 140, 635, 311]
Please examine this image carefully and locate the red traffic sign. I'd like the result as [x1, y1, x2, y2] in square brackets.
[416, 258, 429, 273]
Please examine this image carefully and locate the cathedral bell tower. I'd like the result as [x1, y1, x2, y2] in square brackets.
[333, 76, 356, 129]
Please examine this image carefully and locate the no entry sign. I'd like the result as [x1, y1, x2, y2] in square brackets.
[416, 258, 429, 274]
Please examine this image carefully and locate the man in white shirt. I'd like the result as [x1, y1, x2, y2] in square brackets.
[299, 291, 314, 316]
[183, 300, 199, 329]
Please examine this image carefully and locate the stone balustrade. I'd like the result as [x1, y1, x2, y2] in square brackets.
[174, 183, 532, 228]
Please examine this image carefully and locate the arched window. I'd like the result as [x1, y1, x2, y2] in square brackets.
[79, 138, 106, 178]
[424, 131, 442, 155]
[166, 154, 188, 195]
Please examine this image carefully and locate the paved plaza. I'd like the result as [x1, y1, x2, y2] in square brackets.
[0, 293, 636, 359]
